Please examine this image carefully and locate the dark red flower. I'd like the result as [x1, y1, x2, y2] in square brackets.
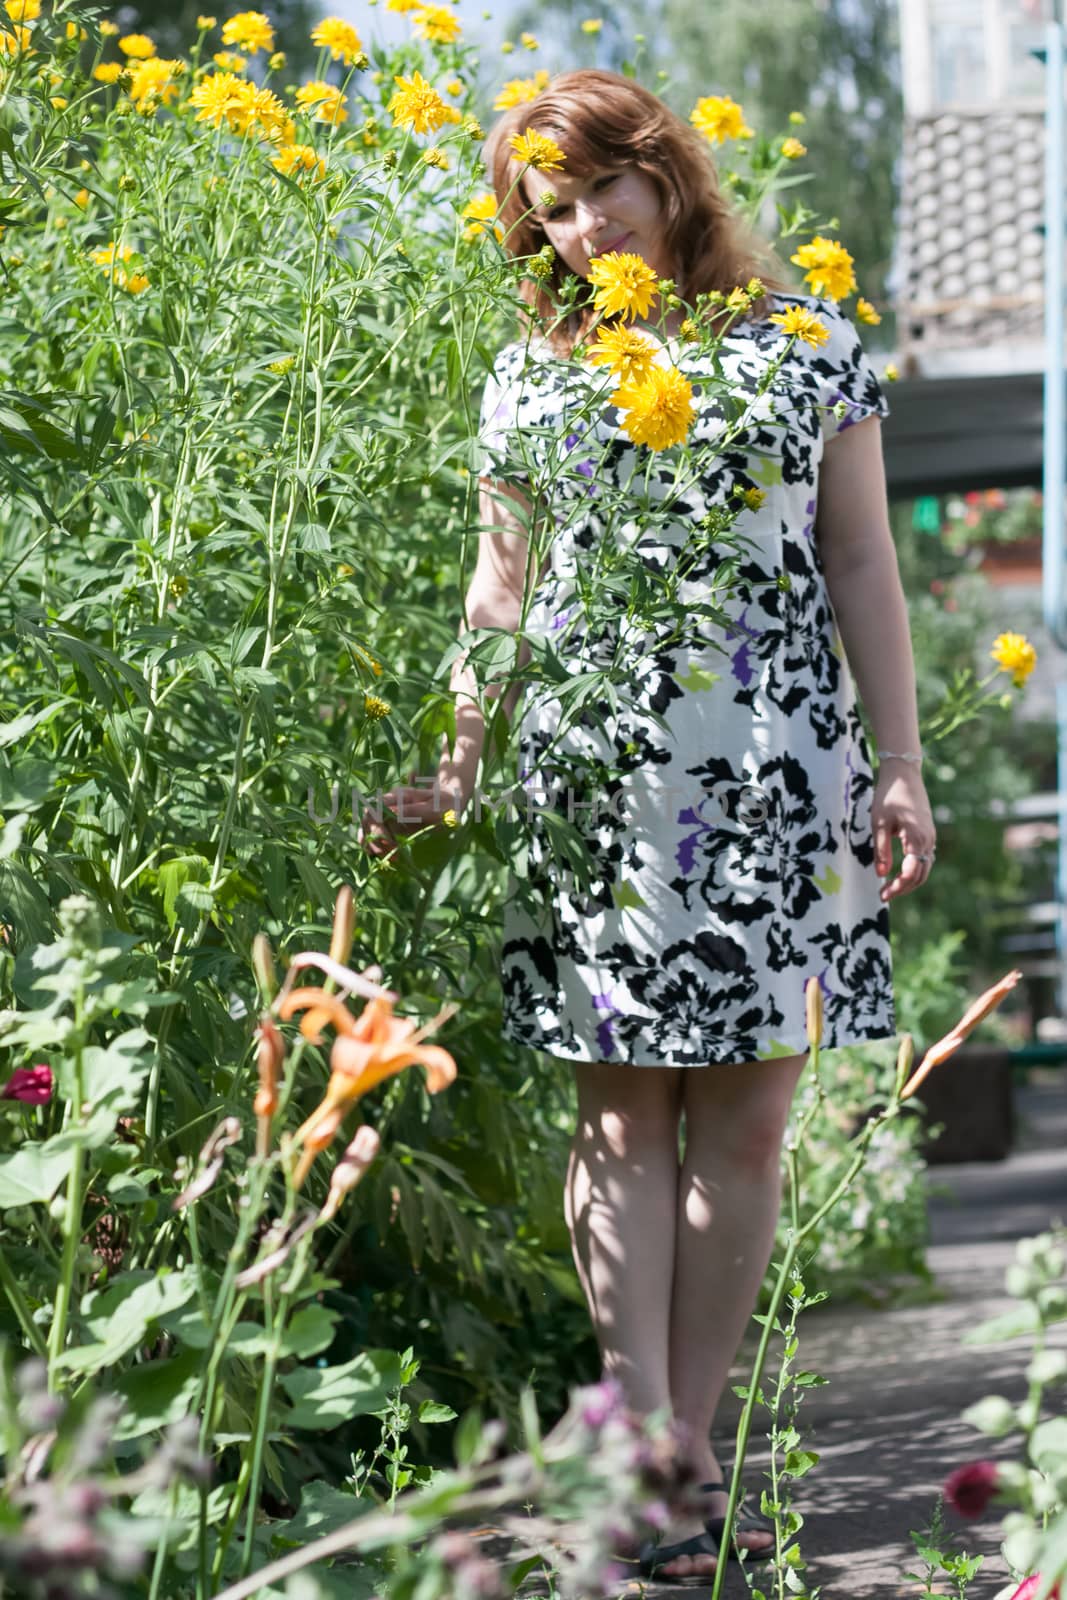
[1, 1065, 54, 1105]
[944, 1459, 999, 1518]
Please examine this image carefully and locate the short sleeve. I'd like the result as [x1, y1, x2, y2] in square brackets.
[477, 343, 530, 487]
[815, 298, 890, 441]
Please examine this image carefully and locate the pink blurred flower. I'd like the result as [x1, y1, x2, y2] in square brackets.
[1, 1065, 54, 1105]
[944, 1459, 999, 1518]
[1008, 1579, 1061, 1600]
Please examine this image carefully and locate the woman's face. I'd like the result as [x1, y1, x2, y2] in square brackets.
[524, 163, 675, 285]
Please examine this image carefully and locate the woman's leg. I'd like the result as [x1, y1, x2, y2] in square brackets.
[564, 1060, 685, 1417]
[663, 1053, 808, 1575]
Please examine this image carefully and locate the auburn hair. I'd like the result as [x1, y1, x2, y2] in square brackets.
[484, 69, 789, 356]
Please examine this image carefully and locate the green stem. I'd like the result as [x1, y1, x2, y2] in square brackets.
[47, 985, 86, 1385]
[0, 1240, 47, 1358]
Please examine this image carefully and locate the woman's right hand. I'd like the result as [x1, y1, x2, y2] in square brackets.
[359, 777, 464, 858]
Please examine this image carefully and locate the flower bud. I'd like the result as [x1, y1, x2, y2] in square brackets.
[252, 932, 277, 1000]
[804, 975, 823, 1049]
[329, 885, 356, 967]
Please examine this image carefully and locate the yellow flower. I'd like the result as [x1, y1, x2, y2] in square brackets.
[442, 808, 457, 827]
[118, 31, 156, 57]
[990, 631, 1037, 687]
[461, 192, 502, 242]
[856, 296, 882, 326]
[689, 94, 753, 144]
[90, 239, 148, 293]
[790, 235, 856, 301]
[5, 0, 40, 18]
[387, 69, 451, 133]
[492, 71, 548, 109]
[272, 142, 325, 179]
[580, 17, 602, 32]
[127, 57, 185, 113]
[768, 303, 830, 349]
[50, 95, 68, 108]
[386, 0, 421, 9]
[93, 61, 123, 82]
[781, 136, 807, 159]
[100, 18, 120, 33]
[221, 9, 274, 54]
[588, 250, 659, 322]
[66, 21, 87, 39]
[268, 50, 285, 68]
[508, 127, 565, 171]
[311, 16, 362, 63]
[884, 362, 899, 382]
[296, 79, 348, 124]
[73, 187, 89, 208]
[520, 30, 538, 48]
[213, 49, 246, 70]
[191, 70, 291, 138]
[445, 76, 463, 94]
[614, 365, 696, 451]
[0, 23, 31, 52]
[364, 693, 391, 719]
[422, 145, 449, 168]
[197, 14, 217, 28]
[500, 39, 514, 53]
[412, 4, 461, 43]
[587, 322, 658, 384]
[789, 110, 806, 124]
[269, 354, 295, 373]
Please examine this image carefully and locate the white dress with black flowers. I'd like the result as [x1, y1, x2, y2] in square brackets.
[477, 292, 895, 1067]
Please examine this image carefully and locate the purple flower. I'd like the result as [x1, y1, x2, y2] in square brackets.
[580, 1378, 626, 1430]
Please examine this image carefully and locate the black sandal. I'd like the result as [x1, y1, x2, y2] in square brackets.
[637, 1530, 722, 1586]
[699, 1479, 775, 1564]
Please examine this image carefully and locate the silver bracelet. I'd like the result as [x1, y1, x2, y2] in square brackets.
[876, 749, 924, 765]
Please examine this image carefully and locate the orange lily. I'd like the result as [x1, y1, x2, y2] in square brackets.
[276, 988, 457, 1188]
[899, 969, 1022, 1100]
[253, 1015, 286, 1158]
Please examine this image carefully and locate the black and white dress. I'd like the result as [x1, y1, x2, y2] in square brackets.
[477, 291, 895, 1066]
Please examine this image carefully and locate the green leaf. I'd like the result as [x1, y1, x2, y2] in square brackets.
[115, 1346, 202, 1438]
[784, 1449, 820, 1477]
[275, 1481, 368, 1545]
[279, 1349, 404, 1430]
[0, 1141, 74, 1206]
[55, 1270, 197, 1374]
[1032, 1416, 1067, 1474]
[963, 1303, 1042, 1343]
[417, 1400, 458, 1424]
[0, 704, 65, 748]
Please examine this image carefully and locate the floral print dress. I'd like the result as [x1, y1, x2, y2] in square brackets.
[477, 292, 895, 1067]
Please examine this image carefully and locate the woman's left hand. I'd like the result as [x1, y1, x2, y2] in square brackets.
[871, 764, 937, 902]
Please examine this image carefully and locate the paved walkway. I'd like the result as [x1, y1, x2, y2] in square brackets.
[707, 1072, 1067, 1598]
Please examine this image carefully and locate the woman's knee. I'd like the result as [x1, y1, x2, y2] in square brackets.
[684, 1057, 806, 1176]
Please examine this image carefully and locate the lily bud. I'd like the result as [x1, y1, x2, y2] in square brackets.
[319, 1124, 381, 1221]
[804, 976, 823, 1050]
[329, 885, 356, 967]
[252, 932, 277, 1001]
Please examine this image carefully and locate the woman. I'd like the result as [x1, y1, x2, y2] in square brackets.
[365, 69, 935, 1581]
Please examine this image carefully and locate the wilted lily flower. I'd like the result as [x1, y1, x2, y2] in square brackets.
[900, 969, 1022, 1099]
[1, 1064, 54, 1105]
[172, 1116, 242, 1210]
[276, 989, 457, 1188]
[253, 1015, 286, 1157]
[318, 1123, 381, 1222]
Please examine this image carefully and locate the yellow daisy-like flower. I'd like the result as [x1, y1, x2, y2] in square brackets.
[364, 693, 391, 719]
[73, 187, 89, 208]
[856, 296, 882, 326]
[5, 0, 39, 20]
[520, 30, 538, 48]
[990, 631, 1037, 688]
[738, 486, 766, 511]
[781, 136, 807, 159]
[0, 22, 31, 52]
[508, 127, 565, 171]
[493, 71, 548, 110]
[272, 142, 325, 179]
[614, 365, 696, 451]
[296, 78, 348, 124]
[93, 61, 123, 82]
[445, 76, 463, 95]
[100, 18, 120, 33]
[689, 94, 753, 145]
[311, 17, 362, 63]
[790, 235, 856, 302]
[221, 9, 274, 54]
[461, 192, 502, 242]
[51, 96, 69, 108]
[588, 250, 659, 322]
[581, 17, 602, 31]
[126, 271, 150, 294]
[190, 69, 289, 136]
[387, 69, 451, 134]
[422, 145, 449, 168]
[213, 49, 246, 70]
[412, 4, 461, 43]
[768, 303, 830, 349]
[90, 240, 148, 293]
[587, 322, 658, 384]
[386, 0, 421, 9]
[66, 22, 86, 40]
[118, 32, 156, 57]
[884, 362, 899, 382]
[197, 15, 217, 29]
[127, 57, 184, 113]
